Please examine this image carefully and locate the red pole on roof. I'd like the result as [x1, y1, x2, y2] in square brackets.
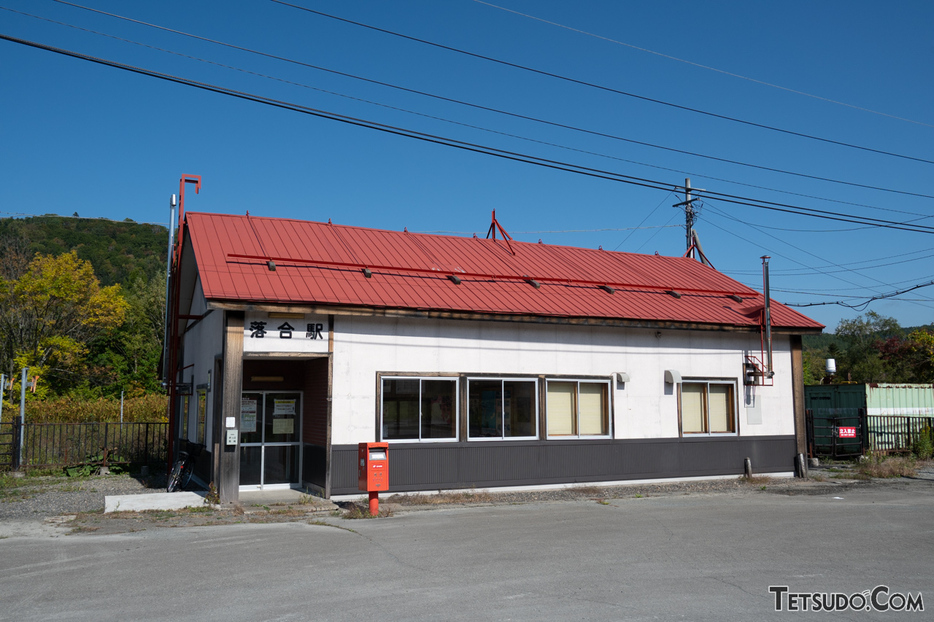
[485, 210, 516, 255]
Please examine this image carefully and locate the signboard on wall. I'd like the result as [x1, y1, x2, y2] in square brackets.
[243, 313, 328, 353]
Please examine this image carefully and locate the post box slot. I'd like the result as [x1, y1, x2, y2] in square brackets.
[369, 448, 387, 461]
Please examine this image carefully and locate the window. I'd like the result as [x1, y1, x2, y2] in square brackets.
[196, 389, 207, 444]
[680, 381, 736, 435]
[546, 380, 610, 438]
[468, 378, 537, 439]
[382, 377, 458, 441]
[180, 395, 190, 440]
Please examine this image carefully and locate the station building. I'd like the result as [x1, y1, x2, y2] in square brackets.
[167, 211, 823, 502]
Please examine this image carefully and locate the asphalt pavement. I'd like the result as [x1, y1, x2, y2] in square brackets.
[1, 479, 931, 621]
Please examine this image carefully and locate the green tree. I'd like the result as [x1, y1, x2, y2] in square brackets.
[86, 272, 166, 395]
[834, 312, 902, 383]
[879, 328, 934, 383]
[0, 251, 127, 393]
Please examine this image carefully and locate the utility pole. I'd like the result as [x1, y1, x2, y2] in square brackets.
[673, 177, 698, 258]
[684, 178, 694, 258]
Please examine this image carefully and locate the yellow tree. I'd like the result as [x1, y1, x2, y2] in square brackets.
[0, 251, 127, 392]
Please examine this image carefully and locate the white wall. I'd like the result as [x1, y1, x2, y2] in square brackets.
[180, 277, 223, 446]
[331, 315, 796, 444]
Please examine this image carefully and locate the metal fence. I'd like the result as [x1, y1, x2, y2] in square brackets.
[0, 421, 14, 471]
[807, 410, 934, 458]
[0, 422, 168, 471]
[867, 415, 934, 455]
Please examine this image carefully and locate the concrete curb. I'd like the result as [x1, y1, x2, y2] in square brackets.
[105, 492, 208, 513]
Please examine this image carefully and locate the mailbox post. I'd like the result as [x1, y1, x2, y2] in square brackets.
[358, 442, 388, 516]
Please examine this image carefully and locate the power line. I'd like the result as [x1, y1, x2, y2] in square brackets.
[703, 211, 889, 296]
[472, 0, 934, 129]
[272, 0, 934, 167]
[703, 204, 934, 310]
[29, 3, 934, 208]
[786, 280, 934, 310]
[415, 224, 682, 235]
[4, 32, 934, 238]
[614, 192, 674, 251]
[731, 249, 934, 276]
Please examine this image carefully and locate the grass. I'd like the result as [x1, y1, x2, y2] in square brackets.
[856, 454, 917, 478]
[739, 475, 773, 486]
[387, 490, 494, 505]
[341, 500, 394, 519]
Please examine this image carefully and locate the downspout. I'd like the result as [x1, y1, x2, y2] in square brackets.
[167, 175, 201, 473]
[162, 194, 176, 383]
[762, 256, 773, 377]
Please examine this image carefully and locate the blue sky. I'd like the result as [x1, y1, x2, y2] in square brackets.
[2, 0, 933, 331]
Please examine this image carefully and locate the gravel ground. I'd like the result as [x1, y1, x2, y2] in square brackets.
[2, 460, 932, 537]
[0, 470, 166, 522]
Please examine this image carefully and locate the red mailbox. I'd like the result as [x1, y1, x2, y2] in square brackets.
[359, 442, 389, 490]
[358, 442, 388, 516]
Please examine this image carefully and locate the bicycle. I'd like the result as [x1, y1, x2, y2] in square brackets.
[167, 442, 205, 492]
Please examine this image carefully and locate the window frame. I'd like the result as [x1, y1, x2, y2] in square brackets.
[678, 378, 738, 437]
[379, 375, 460, 443]
[544, 378, 613, 440]
[466, 376, 539, 441]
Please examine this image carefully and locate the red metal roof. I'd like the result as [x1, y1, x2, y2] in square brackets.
[184, 212, 823, 331]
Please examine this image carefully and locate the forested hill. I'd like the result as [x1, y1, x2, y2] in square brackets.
[0, 215, 168, 286]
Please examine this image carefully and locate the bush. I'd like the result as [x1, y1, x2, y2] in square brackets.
[913, 426, 934, 460]
[856, 453, 917, 478]
[0, 393, 167, 423]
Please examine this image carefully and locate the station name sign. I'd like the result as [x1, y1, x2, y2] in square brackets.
[243, 312, 328, 353]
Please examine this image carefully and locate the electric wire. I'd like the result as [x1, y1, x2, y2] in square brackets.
[787, 280, 934, 310]
[706, 203, 905, 292]
[472, 0, 934, 129]
[614, 192, 674, 251]
[634, 210, 680, 254]
[730, 248, 934, 276]
[3, 32, 934, 239]
[703, 204, 934, 310]
[26, 4, 934, 209]
[773, 272, 934, 292]
[415, 224, 682, 235]
[272, 0, 934, 167]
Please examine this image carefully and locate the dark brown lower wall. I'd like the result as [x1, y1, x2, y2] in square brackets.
[303, 443, 327, 489]
[330, 435, 796, 495]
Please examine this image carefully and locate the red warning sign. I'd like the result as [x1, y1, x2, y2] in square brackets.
[838, 426, 857, 438]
